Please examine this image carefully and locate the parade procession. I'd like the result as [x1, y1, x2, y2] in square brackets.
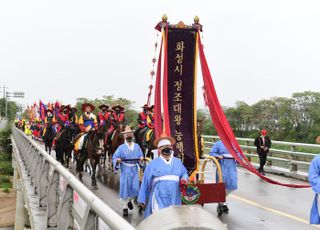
[2, 2, 320, 229]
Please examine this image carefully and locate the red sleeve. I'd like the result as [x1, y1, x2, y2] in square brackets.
[79, 125, 86, 132]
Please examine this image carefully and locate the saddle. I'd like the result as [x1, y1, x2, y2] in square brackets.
[55, 129, 65, 141]
[74, 133, 83, 144]
[146, 129, 154, 142]
[74, 133, 86, 151]
[110, 130, 117, 141]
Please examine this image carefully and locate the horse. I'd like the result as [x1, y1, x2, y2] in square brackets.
[98, 120, 112, 167]
[43, 122, 55, 155]
[134, 127, 148, 154]
[145, 129, 156, 158]
[55, 124, 80, 168]
[76, 126, 105, 189]
[107, 121, 125, 170]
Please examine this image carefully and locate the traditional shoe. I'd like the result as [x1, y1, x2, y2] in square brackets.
[217, 204, 223, 216]
[127, 201, 134, 210]
[123, 208, 128, 216]
[222, 205, 229, 213]
[139, 206, 143, 214]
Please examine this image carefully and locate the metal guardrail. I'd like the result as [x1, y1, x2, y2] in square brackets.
[11, 127, 134, 230]
[201, 135, 320, 174]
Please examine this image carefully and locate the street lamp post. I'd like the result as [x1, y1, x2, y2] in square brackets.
[5, 91, 25, 120]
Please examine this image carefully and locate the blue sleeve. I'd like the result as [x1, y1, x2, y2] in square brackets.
[136, 144, 144, 158]
[209, 142, 220, 157]
[180, 163, 189, 181]
[138, 163, 153, 204]
[309, 156, 320, 193]
[112, 146, 122, 170]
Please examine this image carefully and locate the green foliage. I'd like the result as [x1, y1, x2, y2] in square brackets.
[200, 91, 320, 143]
[2, 188, 10, 193]
[0, 160, 13, 175]
[0, 175, 10, 184]
[0, 124, 12, 155]
[0, 98, 18, 121]
[0, 174, 12, 193]
[197, 109, 216, 135]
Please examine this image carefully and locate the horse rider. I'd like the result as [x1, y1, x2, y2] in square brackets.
[56, 105, 70, 131]
[111, 105, 126, 125]
[75, 103, 98, 152]
[69, 106, 79, 125]
[97, 104, 111, 128]
[112, 126, 144, 216]
[138, 133, 188, 218]
[43, 107, 56, 136]
[138, 104, 149, 129]
[52, 105, 70, 148]
[146, 105, 154, 129]
[134, 104, 149, 142]
[33, 118, 42, 140]
[142, 105, 155, 148]
[107, 105, 126, 137]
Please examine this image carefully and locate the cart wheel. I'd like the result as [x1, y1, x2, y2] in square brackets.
[217, 204, 223, 216]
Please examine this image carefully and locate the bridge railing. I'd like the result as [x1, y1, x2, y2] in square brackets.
[11, 127, 134, 230]
[201, 135, 319, 177]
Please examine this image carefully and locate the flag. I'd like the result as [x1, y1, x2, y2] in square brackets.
[39, 100, 46, 121]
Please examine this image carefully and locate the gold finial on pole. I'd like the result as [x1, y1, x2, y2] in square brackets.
[194, 16, 200, 24]
[162, 14, 168, 22]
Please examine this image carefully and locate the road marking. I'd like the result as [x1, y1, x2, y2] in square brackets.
[230, 194, 320, 228]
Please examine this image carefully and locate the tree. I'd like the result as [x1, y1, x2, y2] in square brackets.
[0, 98, 18, 121]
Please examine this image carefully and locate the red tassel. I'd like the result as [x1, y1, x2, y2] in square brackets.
[154, 39, 163, 138]
[162, 25, 171, 136]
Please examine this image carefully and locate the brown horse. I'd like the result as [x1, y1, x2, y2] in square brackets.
[107, 122, 125, 170]
[76, 126, 105, 189]
[145, 129, 156, 158]
[98, 121, 112, 167]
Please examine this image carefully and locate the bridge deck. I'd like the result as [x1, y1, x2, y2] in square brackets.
[44, 146, 315, 230]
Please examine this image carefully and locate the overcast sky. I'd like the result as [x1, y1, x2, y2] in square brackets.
[1, 0, 320, 110]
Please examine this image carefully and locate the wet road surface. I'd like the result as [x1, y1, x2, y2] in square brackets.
[42, 144, 317, 230]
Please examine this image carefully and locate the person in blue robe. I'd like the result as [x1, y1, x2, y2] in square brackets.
[309, 154, 320, 224]
[112, 126, 144, 216]
[137, 134, 189, 218]
[209, 140, 238, 214]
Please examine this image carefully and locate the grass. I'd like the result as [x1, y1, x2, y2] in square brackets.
[0, 174, 12, 192]
[0, 160, 13, 175]
[0, 153, 14, 193]
[0, 175, 10, 184]
[2, 188, 10, 193]
[0, 123, 14, 193]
